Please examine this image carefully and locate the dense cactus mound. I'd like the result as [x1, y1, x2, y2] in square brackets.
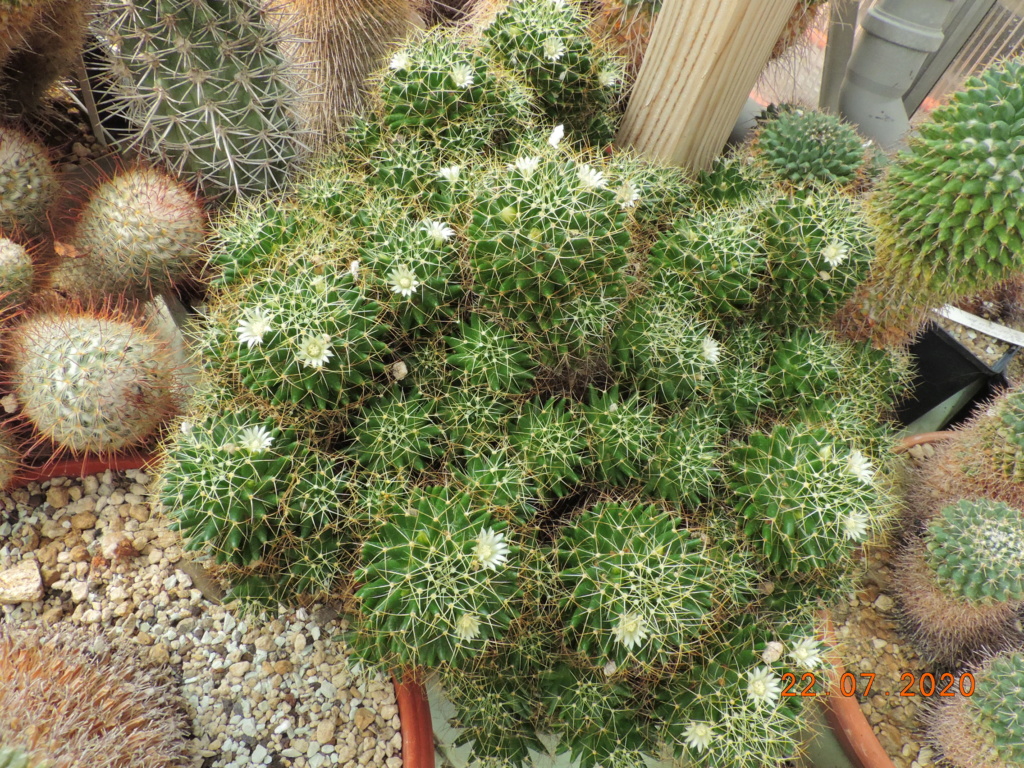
[159, 2, 909, 766]
[848, 57, 1024, 345]
[925, 650, 1024, 768]
[754, 107, 868, 188]
[0, 626, 190, 768]
[0, 124, 56, 232]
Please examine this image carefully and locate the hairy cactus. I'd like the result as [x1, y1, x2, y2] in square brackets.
[848, 58, 1024, 345]
[0, 125, 56, 232]
[93, 0, 304, 199]
[50, 166, 206, 302]
[925, 649, 1024, 768]
[554, 499, 747, 670]
[7, 307, 180, 455]
[728, 424, 886, 575]
[0, 626, 189, 768]
[351, 485, 527, 669]
[590, 0, 659, 79]
[753, 107, 868, 188]
[0, 237, 34, 314]
[893, 498, 1024, 664]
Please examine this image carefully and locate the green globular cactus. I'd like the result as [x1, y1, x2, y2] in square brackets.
[51, 166, 207, 302]
[0, 238, 34, 314]
[455, 445, 538, 520]
[94, 0, 304, 199]
[643, 405, 724, 507]
[161, 407, 308, 566]
[711, 324, 774, 428]
[581, 386, 658, 487]
[969, 387, 1024, 487]
[728, 424, 885, 575]
[481, 0, 624, 145]
[207, 196, 307, 288]
[216, 260, 389, 409]
[925, 650, 1024, 768]
[467, 138, 630, 351]
[445, 313, 537, 395]
[754, 107, 867, 188]
[509, 397, 587, 498]
[647, 205, 767, 319]
[8, 308, 179, 455]
[893, 498, 1024, 665]
[611, 294, 723, 405]
[0, 125, 56, 232]
[756, 190, 873, 328]
[853, 58, 1024, 345]
[351, 485, 525, 669]
[554, 500, 746, 670]
[693, 153, 769, 209]
[435, 386, 514, 459]
[344, 388, 443, 472]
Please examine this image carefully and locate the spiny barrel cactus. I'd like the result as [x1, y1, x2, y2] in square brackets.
[753, 107, 868, 188]
[0, 626, 189, 768]
[848, 57, 1024, 345]
[893, 498, 1024, 664]
[93, 0, 304, 199]
[728, 424, 887, 575]
[50, 166, 207, 302]
[0, 125, 56, 232]
[581, 387, 659, 487]
[925, 649, 1024, 768]
[0, 237, 34, 314]
[7, 307, 180, 455]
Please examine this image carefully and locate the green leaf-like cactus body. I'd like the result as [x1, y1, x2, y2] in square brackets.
[445, 313, 537, 395]
[643, 405, 724, 506]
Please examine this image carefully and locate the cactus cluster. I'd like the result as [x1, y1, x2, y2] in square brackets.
[0, 125, 56, 232]
[158, 3, 911, 766]
[753, 106, 868, 188]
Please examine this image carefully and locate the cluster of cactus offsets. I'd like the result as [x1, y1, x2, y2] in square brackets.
[894, 498, 1024, 665]
[0, 626, 190, 768]
[0, 125, 56, 232]
[159, 2, 915, 766]
[924, 649, 1024, 768]
[728, 424, 890, 575]
[50, 166, 207, 302]
[846, 57, 1024, 345]
[6, 307, 180, 455]
[93, 0, 304, 200]
[753, 107, 868, 189]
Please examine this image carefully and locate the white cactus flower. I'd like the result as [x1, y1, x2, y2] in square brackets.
[599, 69, 620, 88]
[842, 509, 870, 542]
[789, 636, 823, 670]
[513, 155, 541, 178]
[295, 333, 333, 369]
[683, 721, 717, 754]
[577, 164, 607, 191]
[389, 264, 421, 298]
[746, 666, 782, 708]
[389, 52, 410, 71]
[455, 612, 481, 641]
[237, 425, 273, 453]
[450, 63, 474, 89]
[702, 337, 722, 364]
[543, 36, 566, 62]
[821, 240, 849, 268]
[349, 259, 360, 279]
[846, 449, 874, 484]
[548, 124, 565, 148]
[438, 165, 461, 182]
[473, 528, 509, 571]
[421, 219, 455, 247]
[615, 180, 640, 208]
[612, 612, 649, 650]
[236, 307, 273, 349]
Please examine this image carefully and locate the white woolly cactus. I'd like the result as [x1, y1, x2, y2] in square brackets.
[0, 124, 56, 232]
[0, 237, 34, 314]
[7, 307, 180, 455]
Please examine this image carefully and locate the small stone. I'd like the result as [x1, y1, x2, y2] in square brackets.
[229, 661, 251, 677]
[70, 511, 97, 530]
[293, 633, 307, 653]
[315, 719, 336, 744]
[40, 520, 65, 539]
[69, 545, 89, 562]
[46, 486, 70, 509]
[251, 745, 268, 763]
[69, 580, 89, 603]
[136, 631, 154, 646]
[873, 594, 894, 612]
[378, 704, 397, 720]
[353, 708, 375, 731]
[0, 560, 44, 604]
[81, 608, 102, 623]
[128, 504, 150, 522]
[274, 660, 293, 675]
[72, 141, 90, 158]
[149, 644, 170, 664]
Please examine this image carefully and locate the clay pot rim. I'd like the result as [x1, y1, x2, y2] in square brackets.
[893, 431, 955, 455]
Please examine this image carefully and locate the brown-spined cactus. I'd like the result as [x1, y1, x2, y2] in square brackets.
[0, 626, 190, 768]
[0, 124, 57, 232]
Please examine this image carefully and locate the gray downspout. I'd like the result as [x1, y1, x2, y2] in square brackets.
[838, 0, 958, 149]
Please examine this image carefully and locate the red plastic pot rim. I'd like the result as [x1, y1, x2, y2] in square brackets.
[10, 453, 157, 488]
[394, 671, 434, 768]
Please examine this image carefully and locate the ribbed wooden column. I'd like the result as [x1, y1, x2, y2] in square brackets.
[617, 0, 799, 171]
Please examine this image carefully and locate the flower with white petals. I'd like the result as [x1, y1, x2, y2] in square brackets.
[615, 181, 640, 208]
[599, 69, 620, 88]
[421, 219, 455, 247]
[746, 666, 782, 708]
[761, 641, 784, 664]
[683, 721, 717, 754]
[389, 52, 410, 71]
[548, 124, 565, 148]
[349, 259, 360, 279]
[473, 528, 509, 571]
[238, 425, 273, 453]
[702, 337, 722, 364]
[179, 421, 193, 435]
[789, 637, 823, 670]
[455, 612, 481, 641]
[577, 164, 607, 191]
[389, 264, 421, 298]
[612, 612, 649, 650]
[846, 449, 874, 484]
[438, 165, 461, 182]
[295, 333, 333, 369]
[821, 240, 849, 269]
[842, 509, 870, 542]
[543, 36, 566, 61]
[450, 63, 474, 88]
[236, 307, 273, 349]
[512, 155, 541, 178]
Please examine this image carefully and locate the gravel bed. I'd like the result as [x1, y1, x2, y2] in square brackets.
[0, 469, 402, 768]
[831, 539, 936, 768]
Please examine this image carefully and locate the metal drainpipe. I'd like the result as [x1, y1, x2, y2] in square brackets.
[838, 0, 957, 149]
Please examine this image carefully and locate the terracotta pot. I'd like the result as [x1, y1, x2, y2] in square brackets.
[11, 453, 156, 487]
[893, 431, 955, 455]
[819, 616, 898, 768]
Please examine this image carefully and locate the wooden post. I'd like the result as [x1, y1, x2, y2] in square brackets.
[616, 0, 799, 172]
